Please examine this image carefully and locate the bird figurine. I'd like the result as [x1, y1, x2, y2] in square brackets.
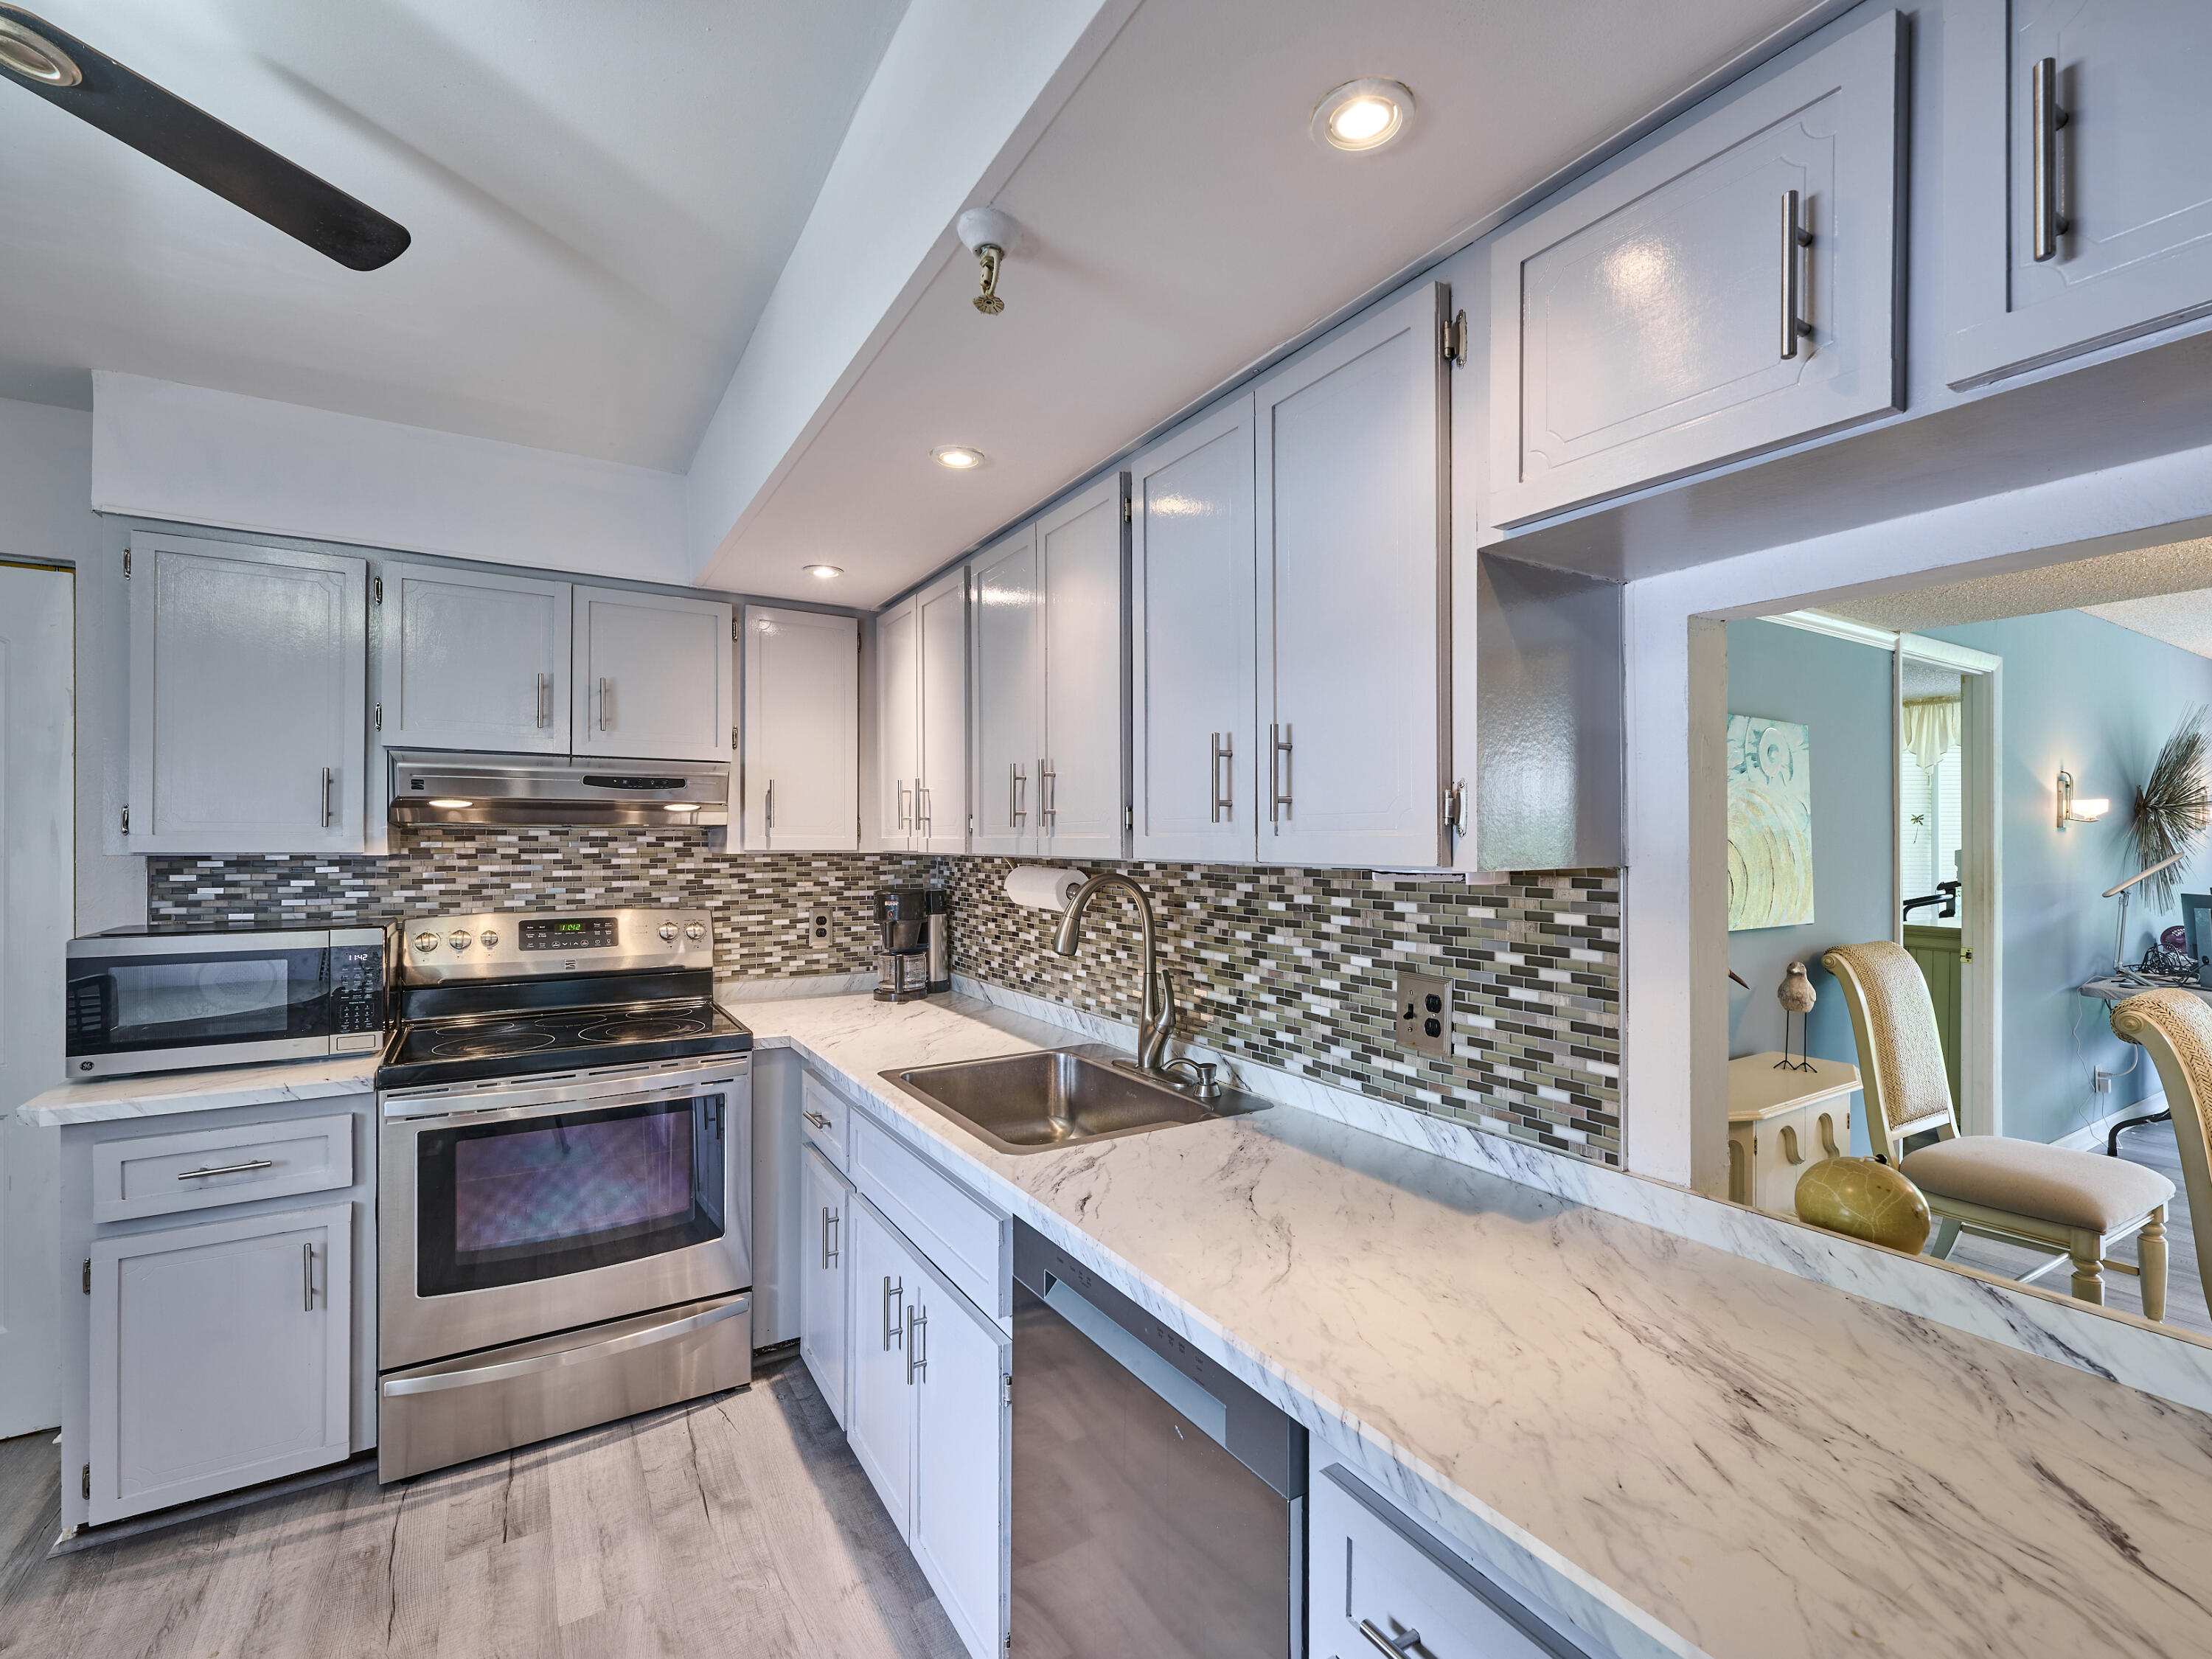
[1775, 962, 1818, 1073]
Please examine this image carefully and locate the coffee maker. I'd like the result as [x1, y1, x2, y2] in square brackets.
[875, 888, 930, 1002]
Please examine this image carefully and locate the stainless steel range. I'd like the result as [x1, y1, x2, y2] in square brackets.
[375, 906, 753, 1482]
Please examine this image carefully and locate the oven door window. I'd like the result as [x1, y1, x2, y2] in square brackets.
[414, 1094, 727, 1296]
[66, 947, 334, 1056]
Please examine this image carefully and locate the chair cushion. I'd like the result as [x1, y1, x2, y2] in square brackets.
[1899, 1136, 2174, 1234]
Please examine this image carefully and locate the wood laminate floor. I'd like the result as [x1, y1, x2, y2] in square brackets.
[0, 1354, 963, 1659]
[1946, 1122, 2212, 1337]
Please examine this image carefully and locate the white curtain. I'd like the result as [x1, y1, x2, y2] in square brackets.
[1902, 696, 1961, 773]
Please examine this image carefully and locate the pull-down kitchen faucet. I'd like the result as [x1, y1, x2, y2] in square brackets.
[1051, 871, 1178, 1076]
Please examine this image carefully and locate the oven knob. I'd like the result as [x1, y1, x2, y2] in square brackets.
[684, 922, 705, 941]
[448, 928, 473, 951]
[413, 931, 439, 953]
[658, 922, 679, 942]
[480, 929, 499, 950]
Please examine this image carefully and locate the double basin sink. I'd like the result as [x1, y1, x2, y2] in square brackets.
[881, 1044, 1264, 1155]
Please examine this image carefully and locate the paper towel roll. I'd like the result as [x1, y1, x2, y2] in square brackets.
[1004, 864, 1085, 913]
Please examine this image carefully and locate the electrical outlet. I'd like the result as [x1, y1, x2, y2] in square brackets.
[2093, 1068, 2113, 1094]
[1394, 970, 1453, 1058]
[801, 908, 832, 945]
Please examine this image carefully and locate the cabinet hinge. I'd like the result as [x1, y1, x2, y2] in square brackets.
[119, 805, 129, 835]
[1124, 804, 1133, 831]
[121, 549, 131, 579]
[82, 1259, 91, 1294]
[1001, 1373, 1012, 1407]
[82, 1464, 91, 1500]
[1121, 495, 1132, 524]
[372, 575, 383, 605]
[373, 703, 383, 732]
[733, 616, 740, 641]
[731, 725, 740, 751]
[1441, 309, 1468, 367]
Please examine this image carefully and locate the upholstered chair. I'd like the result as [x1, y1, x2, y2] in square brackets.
[2108, 989, 2212, 1322]
[1822, 942, 2173, 1315]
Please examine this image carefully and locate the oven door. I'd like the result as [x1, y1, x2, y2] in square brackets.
[379, 1061, 751, 1370]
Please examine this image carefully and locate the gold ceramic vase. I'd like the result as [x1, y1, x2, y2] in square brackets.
[1794, 1156, 1933, 1253]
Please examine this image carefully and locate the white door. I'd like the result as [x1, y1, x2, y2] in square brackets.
[88, 1202, 352, 1524]
[742, 606, 858, 851]
[800, 1145, 851, 1429]
[917, 571, 970, 856]
[876, 598, 919, 849]
[1485, 10, 1903, 525]
[908, 1261, 1011, 1659]
[1131, 397, 1258, 862]
[574, 588, 734, 762]
[1946, 0, 2212, 386]
[374, 560, 570, 753]
[1257, 282, 1449, 868]
[0, 565, 69, 1436]
[1037, 476, 1127, 860]
[971, 529, 1041, 858]
[126, 534, 367, 854]
[845, 1199, 917, 1531]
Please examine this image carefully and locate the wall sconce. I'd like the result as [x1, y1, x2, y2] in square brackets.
[956, 206, 1020, 316]
[2057, 768, 2109, 828]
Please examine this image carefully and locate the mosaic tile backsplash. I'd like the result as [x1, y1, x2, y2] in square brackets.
[147, 832, 1621, 1166]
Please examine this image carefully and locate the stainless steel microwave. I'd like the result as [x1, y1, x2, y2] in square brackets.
[65, 925, 396, 1079]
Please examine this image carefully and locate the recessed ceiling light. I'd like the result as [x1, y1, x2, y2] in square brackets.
[932, 445, 986, 470]
[427, 799, 473, 809]
[1311, 79, 1413, 153]
[805, 563, 844, 580]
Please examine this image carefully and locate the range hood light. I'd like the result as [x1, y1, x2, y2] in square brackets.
[664, 802, 702, 812]
[427, 798, 473, 809]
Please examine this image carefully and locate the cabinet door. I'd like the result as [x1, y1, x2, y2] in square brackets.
[574, 588, 734, 762]
[375, 560, 570, 753]
[1945, 0, 2212, 386]
[1037, 475, 1128, 860]
[876, 598, 919, 849]
[1131, 396, 1258, 862]
[1257, 282, 1449, 869]
[127, 534, 366, 854]
[909, 1260, 1011, 1659]
[800, 1146, 852, 1429]
[917, 571, 970, 856]
[845, 1199, 917, 1532]
[1485, 10, 1903, 526]
[742, 606, 858, 850]
[971, 528, 1041, 858]
[88, 1203, 352, 1524]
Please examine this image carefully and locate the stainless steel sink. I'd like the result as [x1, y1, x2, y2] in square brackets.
[880, 1045, 1264, 1155]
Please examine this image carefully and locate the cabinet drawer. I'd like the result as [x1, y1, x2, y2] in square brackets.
[92, 1113, 355, 1223]
[1312, 1465, 1593, 1658]
[801, 1069, 850, 1169]
[850, 1107, 1007, 1321]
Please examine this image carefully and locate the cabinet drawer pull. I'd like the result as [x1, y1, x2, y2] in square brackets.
[821, 1205, 840, 1268]
[905, 1304, 928, 1384]
[1358, 1619, 1421, 1658]
[802, 1109, 832, 1131]
[883, 1275, 903, 1351]
[302, 1242, 316, 1312]
[1779, 189, 1813, 359]
[178, 1158, 276, 1181]
[1210, 731, 1234, 822]
[2032, 55, 2070, 262]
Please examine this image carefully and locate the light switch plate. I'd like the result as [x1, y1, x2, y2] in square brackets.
[1394, 970, 1453, 1057]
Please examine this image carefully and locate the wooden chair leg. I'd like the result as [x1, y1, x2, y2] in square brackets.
[1929, 1217, 1961, 1259]
[2069, 1230, 2106, 1306]
[2140, 1207, 2168, 1323]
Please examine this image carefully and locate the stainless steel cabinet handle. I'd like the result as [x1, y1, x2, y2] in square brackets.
[177, 1158, 276, 1181]
[302, 1242, 315, 1312]
[917, 779, 930, 835]
[765, 779, 775, 830]
[1210, 731, 1234, 822]
[2032, 55, 2070, 262]
[537, 672, 552, 728]
[1041, 760, 1057, 827]
[883, 1275, 904, 1351]
[821, 1205, 840, 1269]
[320, 766, 335, 827]
[905, 1304, 928, 1384]
[1358, 1619, 1422, 1658]
[897, 781, 911, 831]
[1010, 762, 1026, 827]
[802, 1108, 832, 1131]
[598, 676, 612, 731]
[1779, 189, 1813, 359]
[1270, 724, 1293, 824]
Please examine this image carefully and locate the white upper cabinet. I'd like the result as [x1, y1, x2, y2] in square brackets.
[917, 571, 970, 856]
[1257, 282, 1451, 869]
[876, 597, 921, 849]
[742, 606, 858, 852]
[1944, 0, 2212, 387]
[1485, 9, 1904, 526]
[1130, 395, 1259, 863]
[1035, 475, 1127, 860]
[574, 588, 733, 763]
[126, 533, 367, 855]
[373, 561, 571, 754]
[970, 527, 1043, 858]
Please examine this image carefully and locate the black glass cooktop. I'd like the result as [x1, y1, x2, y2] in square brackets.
[378, 998, 751, 1090]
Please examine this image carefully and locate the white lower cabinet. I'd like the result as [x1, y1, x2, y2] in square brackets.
[846, 1199, 917, 1523]
[87, 1202, 352, 1525]
[800, 1144, 851, 1428]
[905, 1250, 1011, 1659]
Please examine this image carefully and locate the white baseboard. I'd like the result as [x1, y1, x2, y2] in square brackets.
[2052, 1092, 2167, 1152]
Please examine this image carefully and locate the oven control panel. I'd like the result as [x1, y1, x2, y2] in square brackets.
[400, 908, 712, 982]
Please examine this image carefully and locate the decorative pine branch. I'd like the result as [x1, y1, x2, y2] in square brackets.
[2132, 704, 2211, 911]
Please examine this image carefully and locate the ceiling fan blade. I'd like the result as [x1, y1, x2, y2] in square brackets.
[0, 5, 409, 271]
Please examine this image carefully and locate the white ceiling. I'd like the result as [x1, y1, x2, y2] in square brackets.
[2085, 589, 2212, 660]
[0, 0, 908, 467]
[1824, 538, 2212, 634]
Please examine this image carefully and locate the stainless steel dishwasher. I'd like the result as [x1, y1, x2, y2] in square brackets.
[1012, 1220, 1305, 1657]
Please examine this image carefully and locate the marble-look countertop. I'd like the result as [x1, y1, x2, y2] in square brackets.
[16, 1054, 380, 1127]
[748, 994, 2212, 1659]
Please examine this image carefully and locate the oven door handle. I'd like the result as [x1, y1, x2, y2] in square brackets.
[379, 1297, 749, 1397]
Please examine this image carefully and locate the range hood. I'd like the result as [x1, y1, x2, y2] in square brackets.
[386, 750, 728, 828]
